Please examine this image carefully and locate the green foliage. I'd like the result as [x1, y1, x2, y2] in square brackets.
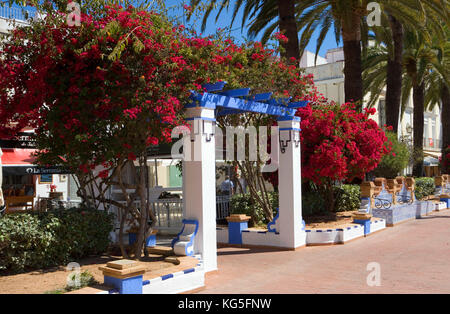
[0, 208, 114, 273]
[230, 183, 360, 224]
[302, 190, 327, 217]
[301, 184, 361, 216]
[230, 192, 278, 226]
[45, 270, 99, 294]
[65, 270, 99, 292]
[414, 177, 435, 200]
[334, 185, 361, 212]
[372, 131, 410, 179]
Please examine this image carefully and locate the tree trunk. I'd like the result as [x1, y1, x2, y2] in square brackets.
[277, 0, 300, 62]
[412, 82, 425, 177]
[441, 84, 450, 156]
[385, 15, 403, 133]
[342, 14, 363, 105]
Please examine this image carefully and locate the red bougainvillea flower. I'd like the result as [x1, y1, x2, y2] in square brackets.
[264, 91, 390, 187]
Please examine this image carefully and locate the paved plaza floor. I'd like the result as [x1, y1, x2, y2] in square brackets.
[200, 209, 450, 294]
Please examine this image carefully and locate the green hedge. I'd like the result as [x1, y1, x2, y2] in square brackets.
[230, 184, 361, 225]
[371, 131, 410, 179]
[334, 184, 361, 212]
[0, 208, 114, 273]
[230, 192, 278, 226]
[414, 177, 435, 200]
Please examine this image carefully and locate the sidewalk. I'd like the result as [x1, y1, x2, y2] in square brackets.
[200, 209, 450, 294]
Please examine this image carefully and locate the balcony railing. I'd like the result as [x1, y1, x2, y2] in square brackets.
[0, 6, 35, 22]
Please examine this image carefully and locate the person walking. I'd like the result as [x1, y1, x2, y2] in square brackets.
[220, 176, 234, 196]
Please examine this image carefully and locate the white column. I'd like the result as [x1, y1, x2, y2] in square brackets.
[277, 117, 306, 249]
[182, 107, 217, 272]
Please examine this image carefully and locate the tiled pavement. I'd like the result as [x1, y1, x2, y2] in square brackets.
[199, 209, 450, 294]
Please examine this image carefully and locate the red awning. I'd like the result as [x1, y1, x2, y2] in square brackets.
[1, 149, 37, 165]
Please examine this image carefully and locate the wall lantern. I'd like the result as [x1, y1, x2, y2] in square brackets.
[279, 128, 300, 154]
[190, 119, 215, 143]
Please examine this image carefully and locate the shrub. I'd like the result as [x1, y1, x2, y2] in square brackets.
[301, 183, 360, 216]
[302, 189, 327, 216]
[230, 184, 360, 223]
[230, 192, 278, 226]
[372, 131, 410, 179]
[334, 184, 361, 212]
[414, 177, 435, 200]
[0, 208, 114, 273]
[45, 270, 99, 294]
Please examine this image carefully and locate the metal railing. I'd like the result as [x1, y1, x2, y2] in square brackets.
[109, 194, 232, 233]
[0, 6, 34, 21]
[152, 198, 183, 230]
[216, 194, 231, 221]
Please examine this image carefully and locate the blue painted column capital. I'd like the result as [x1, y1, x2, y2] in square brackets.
[226, 214, 251, 245]
[353, 213, 372, 236]
[99, 260, 146, 294]
[440, 196, 450, 209]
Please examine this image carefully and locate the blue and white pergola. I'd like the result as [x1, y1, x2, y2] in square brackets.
[182, 82, 308, 272]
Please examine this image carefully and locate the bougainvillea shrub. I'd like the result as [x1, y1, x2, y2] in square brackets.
[0, 4, 321, 254]
[0, 6, 222, 257]
[264, 100, 391, 211]
[299, 104, 390, 184]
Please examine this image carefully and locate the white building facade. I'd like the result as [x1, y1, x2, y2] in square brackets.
[301, 47, 443, 175]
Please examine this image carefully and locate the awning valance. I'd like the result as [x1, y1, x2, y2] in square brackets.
[1, 148, 36, 165]
[1, 149, 71, 175]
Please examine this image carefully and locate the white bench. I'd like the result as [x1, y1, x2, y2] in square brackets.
[171, 219, 199, 256]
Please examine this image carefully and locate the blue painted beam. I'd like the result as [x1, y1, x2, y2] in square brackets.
[219, 88, 251, 97]
[245, 92, 273, 102]
[217, 109, 245, 116]
[287, 100, 309, 108]
[198, 93, 296, 117]
[203, 81, 227, 92]
[267, 97, 292, 106]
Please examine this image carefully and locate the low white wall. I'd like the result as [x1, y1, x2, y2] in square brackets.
[306, 229, 341, 245]
[216, 227, 228, 244]
[370, 219, 387, 234]
[241, 230, 283, 247]
[340, 225, 365, 243]
[97, 256, 205, 294]
[216, 219, 386, 247]
[142, 268, 205, 294]
[435, 202, 447, 211]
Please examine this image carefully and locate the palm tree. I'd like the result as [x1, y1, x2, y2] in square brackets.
[423, 26, 450, 158]
[403, 29, 448, 176]
[190, 0, 448, 106]
[363, 26, 449, 176]
[363, 4, 446, 128]
[189, 0, 300, 60]
[364, 1, 448, 134]
[294, 0, 447, 106]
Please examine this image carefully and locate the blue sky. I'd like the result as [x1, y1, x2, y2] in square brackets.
[163, 0, 340, 58]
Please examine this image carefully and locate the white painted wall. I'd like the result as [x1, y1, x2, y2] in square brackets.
[34, 174, 69, 204]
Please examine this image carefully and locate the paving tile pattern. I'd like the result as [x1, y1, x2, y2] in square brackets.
[199, 209, 450, 294]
